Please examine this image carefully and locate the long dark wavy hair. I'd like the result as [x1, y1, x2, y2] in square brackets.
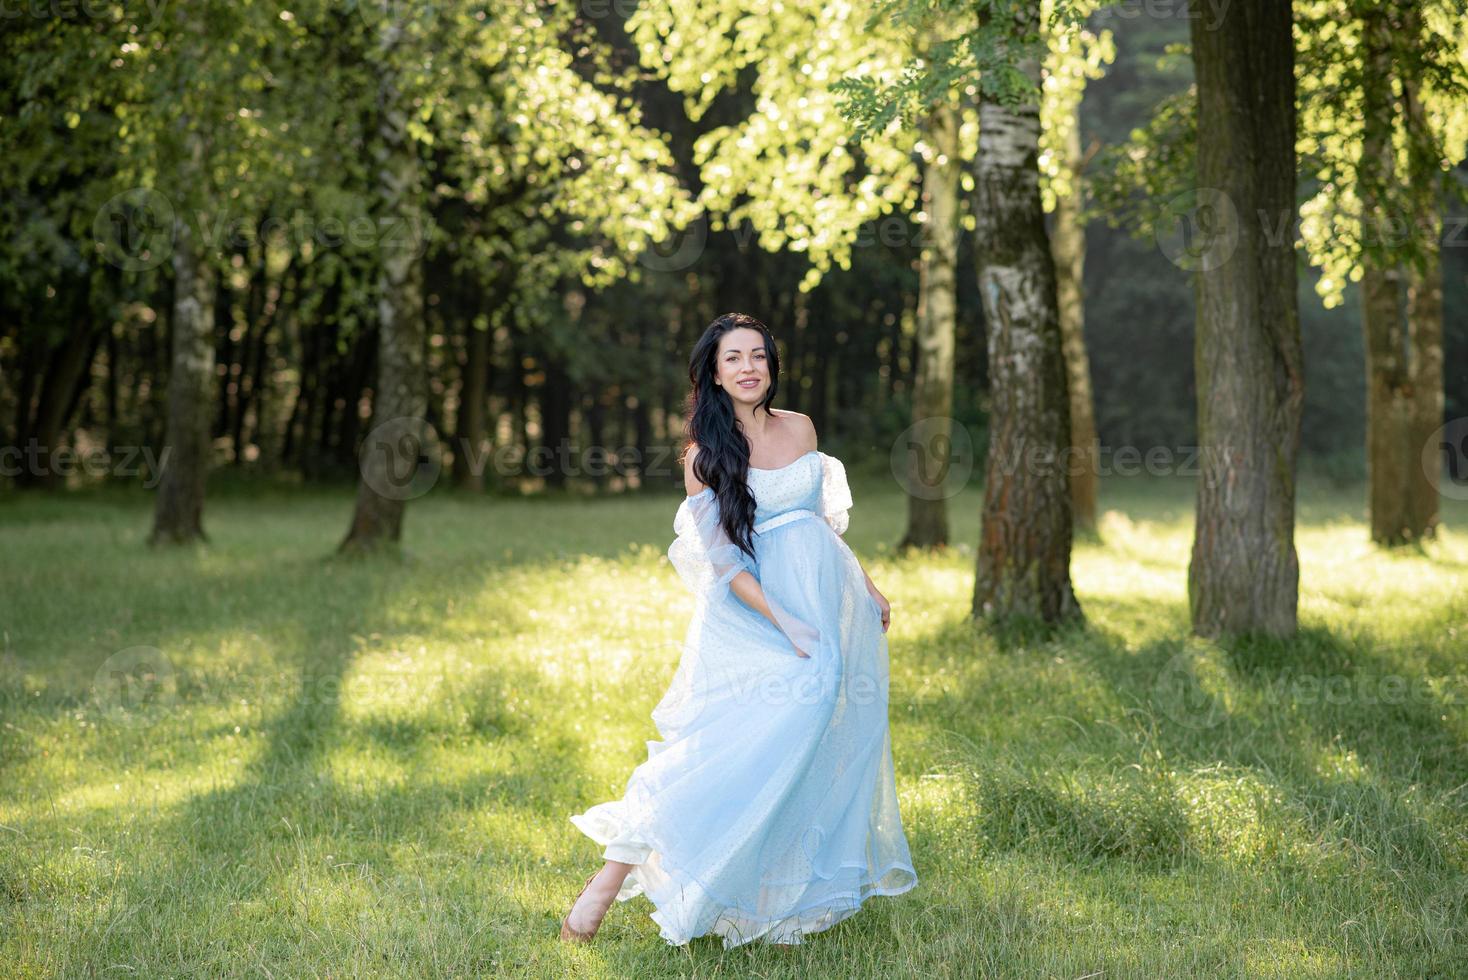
[681, 312, 781, 561]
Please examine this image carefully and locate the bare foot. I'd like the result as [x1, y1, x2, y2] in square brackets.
[565, 869, 620, 936]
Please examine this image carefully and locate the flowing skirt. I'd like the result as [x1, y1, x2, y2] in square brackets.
[569, 512, 917, 948]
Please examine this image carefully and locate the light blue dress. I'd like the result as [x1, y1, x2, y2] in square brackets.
[569, 450, 918, 948]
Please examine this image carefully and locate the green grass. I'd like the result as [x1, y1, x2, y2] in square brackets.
[2, 473, 1466, 977]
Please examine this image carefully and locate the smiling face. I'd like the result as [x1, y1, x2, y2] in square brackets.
[714, 326, 771, 405]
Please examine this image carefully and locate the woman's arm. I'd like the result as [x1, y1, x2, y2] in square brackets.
[729, 572, 808, 653]
[685, 445, 810, 655]
[732, 573, 812, 657]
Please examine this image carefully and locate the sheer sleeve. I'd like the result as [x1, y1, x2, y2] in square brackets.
[668, 488, 757, 604]
[817, 451, 853, 536]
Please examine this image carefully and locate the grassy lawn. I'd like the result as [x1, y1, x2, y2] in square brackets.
[1, 472, 1465, 977]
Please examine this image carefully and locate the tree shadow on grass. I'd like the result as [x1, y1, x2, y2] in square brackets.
[1075, 609, 1463, 966]
[13, 548, 603, 976]
[888, 592, 1467, 973]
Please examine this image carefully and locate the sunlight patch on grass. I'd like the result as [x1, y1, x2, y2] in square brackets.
[1171, 766, 1285, 860]
[1241, 939, 1350, 978]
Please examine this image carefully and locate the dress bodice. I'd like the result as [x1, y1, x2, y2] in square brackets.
[669, 450, 854, 606]
[747, 450, 823, 526]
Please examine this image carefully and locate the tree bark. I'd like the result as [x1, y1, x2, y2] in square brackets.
[453, 313, 490, 492]
[1359, 5, 1414, 546]
[23, 292, 100, 490]
[339, 21, 429, 552]
[1402, 50, 1443, 540]
[1051, 114, 1099, 538]
[971, 4, 1081, 625]
[1186, 0, 1303, 637]
[900, 99, 960, 551]
[151, 218, 217, 544]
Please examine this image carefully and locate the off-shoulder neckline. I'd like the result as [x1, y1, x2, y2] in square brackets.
[683, 450, 822, 500]
[748, 449, 819, 472]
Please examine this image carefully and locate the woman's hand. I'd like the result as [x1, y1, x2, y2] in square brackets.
[868, 587, 891, 632]
[784, 619, 814, 658]
[776, 612, 816, 658]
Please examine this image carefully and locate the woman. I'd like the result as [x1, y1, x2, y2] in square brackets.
[561, 312, 917, 948]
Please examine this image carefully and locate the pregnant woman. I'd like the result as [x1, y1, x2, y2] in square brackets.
[561, 312, 917, 948]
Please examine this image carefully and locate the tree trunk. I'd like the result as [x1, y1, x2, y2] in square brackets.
[1051, 112, 1099, 538]
[24, 294, 99, 490]
[900, 99, 960, 551]
[1358, 6, 1414, 546]
[340, 24, 429, 552]
[1402, 54, 1443, 540]
[970, 5, 1081, 625]
[539, 355, 572, 490]
[1186, 0, 1302, 637]
[1405, 247, 1444, 539]
[453, 314, 490, 492]
[634, 393, 653, 486]
[212, 278, 235, 441]
[586, 390, 608, 489]
[240, 285, 273, 464]
[282, 304, 322, 468]
[58, 325, 104, 448]
[105, 322, 119, 453]
[151, 218, 217, 544]
[807, 289, 831, 436]
[10, 339, 40, 462]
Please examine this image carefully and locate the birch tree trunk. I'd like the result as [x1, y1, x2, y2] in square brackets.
[1186, 0, 1303, 637]
[150, 217, 216, 544]
[900, 99, 960, 550]
[340, 19, 429, 552]
[1051, 110, 1099, 537]
[971, 4, 1081, 624]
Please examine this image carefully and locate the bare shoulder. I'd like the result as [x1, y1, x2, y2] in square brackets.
[682, 444, 707, 497]
[771, 409, 818, 452]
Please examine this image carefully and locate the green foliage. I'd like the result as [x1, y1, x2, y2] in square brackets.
[836, 0, 1092, 134]
[630, 0, 928, 292]
[1087, 86, 1195, 237]
[1296, 0, 1468, 306]
[1092, 0, 1468, 308]
[1039, 0, 1116, 212]
[831, 0, 1112, 215]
